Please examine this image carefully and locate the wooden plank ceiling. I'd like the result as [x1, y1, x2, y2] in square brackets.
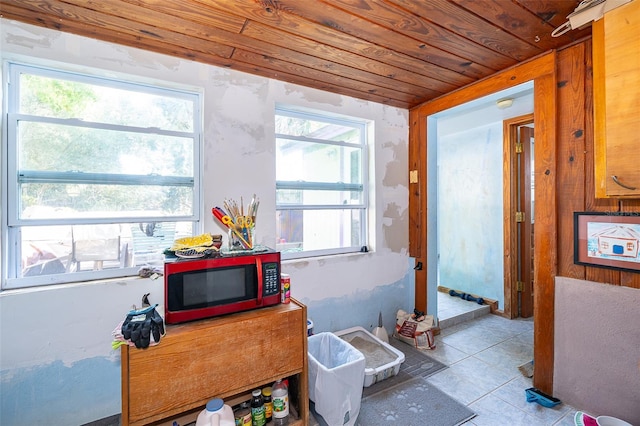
[1, 0, 590, 109]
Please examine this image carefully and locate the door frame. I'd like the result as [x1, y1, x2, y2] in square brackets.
[503, 113, 535, 319]
[409, 52, 557, 393]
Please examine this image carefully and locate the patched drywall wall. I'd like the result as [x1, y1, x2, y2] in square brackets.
[300, 258, 415, 335]
[0, 20, 410, 425]
[382, 138, 410, 253]
[0, 277, 161, 424]
[554, 277, 640, 424]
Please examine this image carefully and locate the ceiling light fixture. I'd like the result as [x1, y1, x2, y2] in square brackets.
[496, 98, 514, 109]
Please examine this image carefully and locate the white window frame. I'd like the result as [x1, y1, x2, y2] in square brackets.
[275, 105, 369, 259]
[2, 61, 203, 289]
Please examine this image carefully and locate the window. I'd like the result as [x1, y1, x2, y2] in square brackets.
[3, 62, 201, 288]
[275, 106, 368, 258]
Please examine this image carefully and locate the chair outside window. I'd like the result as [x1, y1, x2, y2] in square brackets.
[67, 224, 126, 272]
[130, 222, 176, 266]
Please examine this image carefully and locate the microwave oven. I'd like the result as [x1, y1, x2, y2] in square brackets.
[164, 250, 281, 324]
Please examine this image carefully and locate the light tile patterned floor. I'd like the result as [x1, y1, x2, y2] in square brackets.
[311, 293, 578, 425]
[437, 290, 491, 329]
[429, 292, 577, 425]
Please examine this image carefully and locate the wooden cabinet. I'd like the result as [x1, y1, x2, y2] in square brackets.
[593, 0, 640, 198]
[121, 299, 308, 426]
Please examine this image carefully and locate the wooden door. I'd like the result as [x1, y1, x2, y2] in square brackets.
[503, 114, 534, 319]
[518, 125, 534, 317]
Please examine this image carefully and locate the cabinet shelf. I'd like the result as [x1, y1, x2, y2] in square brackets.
[121, 299, 308, 426]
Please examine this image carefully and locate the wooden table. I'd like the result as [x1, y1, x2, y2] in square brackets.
[121, 299, 309, 425]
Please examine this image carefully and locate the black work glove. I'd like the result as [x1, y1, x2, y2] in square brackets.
[121, 304, 164, 349]
[150, 307, 164, 343]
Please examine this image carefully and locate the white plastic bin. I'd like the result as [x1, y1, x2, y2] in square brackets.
[334, 326, 405, 387]
[307, 332, 365, 426]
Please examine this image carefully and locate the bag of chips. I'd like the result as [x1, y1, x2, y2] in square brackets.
[393, 309, 436, 350]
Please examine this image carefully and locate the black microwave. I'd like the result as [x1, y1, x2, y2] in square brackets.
[164, 251, 281, 324]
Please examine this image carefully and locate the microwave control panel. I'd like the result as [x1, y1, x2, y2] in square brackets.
[263, 262, 280, 296]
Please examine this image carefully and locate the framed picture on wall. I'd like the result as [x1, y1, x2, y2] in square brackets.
[574, 212, 640, 272]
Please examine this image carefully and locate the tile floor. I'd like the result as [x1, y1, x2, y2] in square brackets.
[436, 289, 491, 329]
[311, 292, 580, 425]
[429, 291, 578, 425]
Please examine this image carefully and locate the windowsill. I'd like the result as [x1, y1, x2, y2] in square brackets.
[281, 249, 373, 265]
[0, 273, 154, 295]
[3, 250, 376, 293]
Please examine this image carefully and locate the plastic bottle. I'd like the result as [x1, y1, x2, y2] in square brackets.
[280, 274, 290, 304]
[271, 379, 289, 425]
[250, 389, 266, 426]
[195, 398, 235, 426]
[234, 402, 252, 426]
[262, 387, 273, 423]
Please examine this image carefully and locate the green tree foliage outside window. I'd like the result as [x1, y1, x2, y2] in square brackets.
[4, 63, 201, 288]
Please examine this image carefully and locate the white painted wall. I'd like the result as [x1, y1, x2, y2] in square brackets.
[0, 20, 412, 425]
[554, 277, 640, 424]
[437, 120, 505, 305]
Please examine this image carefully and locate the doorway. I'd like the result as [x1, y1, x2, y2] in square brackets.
[503, 114, 535, 318]
[410, 51, 558, 392]
[432, 85, 534, 322]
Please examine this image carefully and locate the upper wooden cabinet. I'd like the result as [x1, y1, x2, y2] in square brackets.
[594, 0, 640, 198]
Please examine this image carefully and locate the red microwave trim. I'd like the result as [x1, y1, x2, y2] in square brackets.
[164, 251, 281, 324]
[164, 251, 279, 273]
[165, 294, 281, 324]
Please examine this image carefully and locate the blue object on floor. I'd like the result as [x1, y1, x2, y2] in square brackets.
[525, 387, 561, 408]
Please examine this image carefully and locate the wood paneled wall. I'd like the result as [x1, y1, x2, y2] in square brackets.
[409, 38, 640, 395]
[556, 40, 640, 287]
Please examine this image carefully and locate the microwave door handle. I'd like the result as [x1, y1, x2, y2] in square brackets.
[256, 257, 263, 306]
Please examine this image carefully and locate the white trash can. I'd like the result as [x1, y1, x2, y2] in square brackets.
[307, 332, 365, 426]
